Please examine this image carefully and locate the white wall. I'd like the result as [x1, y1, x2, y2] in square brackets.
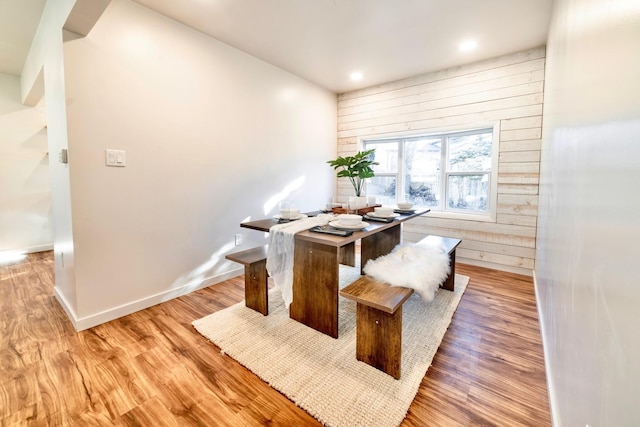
[338, 48, 544, 275]
[0, 73, 51, 253]
[536, 0, 640, 425]
[59, 0, 336, 328]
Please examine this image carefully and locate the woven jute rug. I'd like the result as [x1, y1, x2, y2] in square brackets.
[193, 264, 469, 427]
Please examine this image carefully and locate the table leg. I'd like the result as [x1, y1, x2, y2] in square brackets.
[290, 239, 340, 338]
[360, 224, 401, 275]
[339, 241, 356, 267]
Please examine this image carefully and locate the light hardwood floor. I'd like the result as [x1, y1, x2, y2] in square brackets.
[1, 251, 551, 426]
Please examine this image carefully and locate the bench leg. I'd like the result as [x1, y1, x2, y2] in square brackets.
[244, 260, 268, 315]
[355, 303, 403, 379]
[441, 249, 457, 292]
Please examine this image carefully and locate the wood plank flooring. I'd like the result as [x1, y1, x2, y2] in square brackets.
[1, 251, 551, 426]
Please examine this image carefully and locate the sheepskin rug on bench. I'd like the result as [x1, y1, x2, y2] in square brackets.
[363, 243, 450, 302]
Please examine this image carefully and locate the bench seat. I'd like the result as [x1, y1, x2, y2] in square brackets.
[340, 276, 414, 379]
[340, 234, 462, 379]
[225, 245, 269, 315]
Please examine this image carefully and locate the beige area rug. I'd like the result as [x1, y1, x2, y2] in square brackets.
[193, 264, 469, 427]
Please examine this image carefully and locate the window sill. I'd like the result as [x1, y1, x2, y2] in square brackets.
[422, 209, 495, 223]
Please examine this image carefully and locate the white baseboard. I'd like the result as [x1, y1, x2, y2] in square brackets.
[55, 267, 244, 332]
[533, 270, 559, 427]
[457, 256, 533, 277]
[1, 244, 54, 254]
[26, 244, 54, 253]
[54, 286, 79, 329]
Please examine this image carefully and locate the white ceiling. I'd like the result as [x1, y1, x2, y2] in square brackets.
[1, 0, 553, 93]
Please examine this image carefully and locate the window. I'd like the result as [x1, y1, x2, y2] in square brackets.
[363, 127, 496, 216]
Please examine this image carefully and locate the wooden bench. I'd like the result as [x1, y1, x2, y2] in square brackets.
[225, 245, 269, 315]
[417, 235, 462, 291]
[339, 234, 462, 379]
[340, 276, 414, 379]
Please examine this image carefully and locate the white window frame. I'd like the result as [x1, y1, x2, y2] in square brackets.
[361, 123, 500, 222]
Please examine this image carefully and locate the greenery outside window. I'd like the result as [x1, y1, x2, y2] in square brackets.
[363, 127, 496, 217]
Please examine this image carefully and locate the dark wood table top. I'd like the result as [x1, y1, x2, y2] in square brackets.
[240, 209, 430, 248]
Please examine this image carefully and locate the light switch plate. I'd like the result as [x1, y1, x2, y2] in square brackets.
[105, 149, 126, 167]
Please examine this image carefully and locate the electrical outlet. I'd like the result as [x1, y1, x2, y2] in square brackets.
[235, 234, 242, 246]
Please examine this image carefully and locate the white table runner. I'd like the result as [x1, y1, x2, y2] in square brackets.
[266, 214, 335, 308]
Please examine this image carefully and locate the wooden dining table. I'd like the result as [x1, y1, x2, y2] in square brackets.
[240, 209, 430, 338]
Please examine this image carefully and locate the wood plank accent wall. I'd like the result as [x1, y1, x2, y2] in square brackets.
[336, 47, 545, 276]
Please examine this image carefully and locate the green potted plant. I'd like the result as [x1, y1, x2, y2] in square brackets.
[327, 148, 378, 198]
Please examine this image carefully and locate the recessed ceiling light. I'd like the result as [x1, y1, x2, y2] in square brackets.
[350, 72, 363, 81]
[459, 39, 478, 52]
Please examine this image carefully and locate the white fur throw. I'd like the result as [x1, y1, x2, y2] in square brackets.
[363, 243, 451, 302]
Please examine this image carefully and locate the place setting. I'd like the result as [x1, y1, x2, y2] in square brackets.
[274, 202, 308, 223]
[393, 202, 417, 214]
[309, 214, 367, 236]
[328, 214, 369, 230]
[273, 210, 308, 222]
[363, 202, 424, 222]
[308, 203, 422, 235]
[364, 205, 401, 223]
